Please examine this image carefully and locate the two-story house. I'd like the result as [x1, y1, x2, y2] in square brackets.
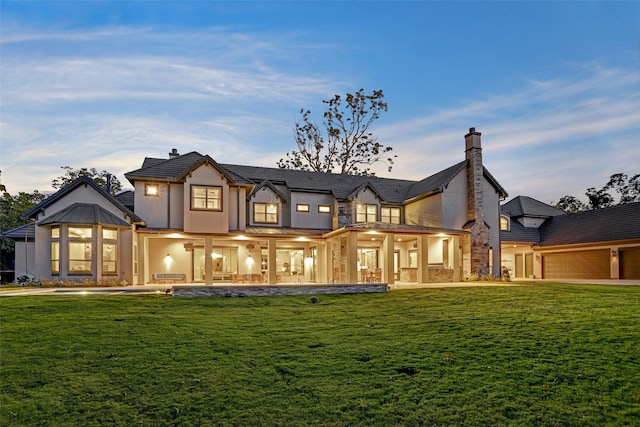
[7, 128, 509, 285]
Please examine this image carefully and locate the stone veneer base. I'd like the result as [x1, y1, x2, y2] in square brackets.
[172, 283, 389, 297]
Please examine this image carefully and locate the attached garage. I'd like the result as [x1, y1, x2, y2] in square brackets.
[620, 247, 640, 280]
[542, 249, 610, 280]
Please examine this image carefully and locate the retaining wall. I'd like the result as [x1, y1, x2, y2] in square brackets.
[172, 283, 389, 297]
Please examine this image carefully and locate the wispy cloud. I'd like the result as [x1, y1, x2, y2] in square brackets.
[1, 19, 638, 207]
[376, 62, 640, 204]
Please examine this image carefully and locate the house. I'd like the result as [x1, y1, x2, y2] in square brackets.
[5, 128, 509, 285]
[500, 196, 640, 280]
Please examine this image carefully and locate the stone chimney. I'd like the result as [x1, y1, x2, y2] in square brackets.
[465, 127, 484, 223]
[169, 148, 180, 158]
[464, 127, 490, 277]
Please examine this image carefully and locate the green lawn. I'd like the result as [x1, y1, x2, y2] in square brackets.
[1, 284, 639, 426]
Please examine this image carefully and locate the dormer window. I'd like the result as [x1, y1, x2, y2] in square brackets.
[254, 202, 278, 224]
[145, 184, 159, 197]
[191, 185, 222, 211]
[356, 204, 377, 223]
[500, 215, 510, 231]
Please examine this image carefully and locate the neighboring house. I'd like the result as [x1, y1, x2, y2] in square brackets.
[5, 128, 509, 285]
[500, 196, 640, 280]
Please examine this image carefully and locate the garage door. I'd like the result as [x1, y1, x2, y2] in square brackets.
[620, 247, 640, 280]
[542, 250, 609, 280]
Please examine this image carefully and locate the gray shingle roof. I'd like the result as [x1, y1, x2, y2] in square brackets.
[538, 202, 640, 247]
[0, 223, 35, 240]
[38, 203, 132, 227]
[500, 218, 542, 243]
[115, 190, 134, 211]
[404, 161, 467, 201]
[125, 152, 245, 184]
[124, 151, 507, 205]
[218, 163, 416, 203]
[501, 196, 565, 218]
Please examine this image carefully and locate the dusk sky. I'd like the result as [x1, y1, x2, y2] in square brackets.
[1, 1, 639, 205]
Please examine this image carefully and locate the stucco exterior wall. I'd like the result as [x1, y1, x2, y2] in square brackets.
[405, 193, 443, 227]
[482, 178, 502, 277]
[13, 241, 36, 279]
[184, 164, 230, 234]
[291, 192, 334, 229]
[441, 171, 468, 229]
[134, 181, 170, 228]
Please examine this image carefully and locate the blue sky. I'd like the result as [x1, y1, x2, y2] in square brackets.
[1, 1, 639, 205]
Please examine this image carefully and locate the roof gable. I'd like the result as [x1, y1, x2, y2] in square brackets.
[248, 180, 289, 203]
[21, 176, 142, 224]
[346, 181, 386, 203]
[404, 161, 467, 201]
[125, 152, 238, 185]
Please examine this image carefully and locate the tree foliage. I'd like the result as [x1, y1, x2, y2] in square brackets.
[554, 195, 586, 213]
[555, 172, 640, 212]
[52, 166, 122, 195]
[278, 89, 395, 176]
[0, 171, 47, 259]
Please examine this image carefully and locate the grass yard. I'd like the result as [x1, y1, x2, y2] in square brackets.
[1, 284, 639, 426]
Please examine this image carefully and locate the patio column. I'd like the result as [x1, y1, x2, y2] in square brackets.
[316, 241, 327, 284]
[204, 237, 213, 285]
[382, 233, 395, 285]
[417, 235, 429, 283]
[347, 231, 358, 284]
[452, 235, 461, 281]
[267, 238, 277, 284]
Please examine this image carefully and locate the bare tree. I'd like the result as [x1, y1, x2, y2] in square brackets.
[278, 89, 395, 175]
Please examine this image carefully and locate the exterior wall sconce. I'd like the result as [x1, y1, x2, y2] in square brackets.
[611, 249, 618, 258]
[164, 254, 173, 272]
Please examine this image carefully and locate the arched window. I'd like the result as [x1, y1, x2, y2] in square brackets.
[500, 215, 510, 231]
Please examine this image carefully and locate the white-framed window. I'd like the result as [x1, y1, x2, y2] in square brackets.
[318, 205, 331, 214]
[145, 184, 159, 196]
[356, 204, 377, 223]
[381, 207, 401, 224]
[254, 202, 278, 224]
[68, 226, 92, 273]
[102, 228, 118, 275]
[191, 185, 222, 211]
[51, 226, 60, 274]
[500, 215, 510, 231]
[296, 204, 310, 212]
